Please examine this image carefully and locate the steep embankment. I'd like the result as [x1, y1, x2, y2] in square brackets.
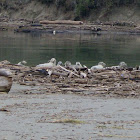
[0, 0, 140, 25]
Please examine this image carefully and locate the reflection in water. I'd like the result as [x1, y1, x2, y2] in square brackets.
[0, 31, 140, 67]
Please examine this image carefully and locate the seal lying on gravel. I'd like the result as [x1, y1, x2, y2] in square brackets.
[64, 61, 72, 67]
[57, 61, 63, 66]
[119, 62, 127, 69]
[106, 62, 127, 70]
[64, 61, 84, 72]
[17, 60, 27, 66]
[0, 69, 12, 94]
[91, 62, 106, 70]
[74, 62, 83, 69]
[36, 58, 56, 69]
[65, 61, 82, 69]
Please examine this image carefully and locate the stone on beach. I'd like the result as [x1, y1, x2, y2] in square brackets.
[0, 69, 13, 94]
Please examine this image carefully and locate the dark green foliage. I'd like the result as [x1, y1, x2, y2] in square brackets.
[55, 0, 66, 7]
[55, 0, 76, 11]
[65, 0, 76, 10]
[75, 0, 94, 18]
[40, 0, 76, 10]
[40, 0, 54, 4]
[38, 0, 140, 17]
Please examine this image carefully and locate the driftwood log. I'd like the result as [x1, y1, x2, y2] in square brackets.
[40, 20, 83, 25]
[58, 65, 80, 77]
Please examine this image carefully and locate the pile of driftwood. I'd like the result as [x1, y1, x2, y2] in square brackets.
[0, 60, 140, 97]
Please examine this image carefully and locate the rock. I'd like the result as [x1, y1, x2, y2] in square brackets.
[0, 60, 10, 65]
[0, 76, 12, 93]
[0, 69, 13, 94]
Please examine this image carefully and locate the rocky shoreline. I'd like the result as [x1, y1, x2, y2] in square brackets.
[0, 60, 140, 98]
[0, 18, 140, 34]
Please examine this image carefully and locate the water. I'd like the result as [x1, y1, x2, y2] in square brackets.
[0, 31, 140, 67]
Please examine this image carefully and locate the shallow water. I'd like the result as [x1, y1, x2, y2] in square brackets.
[0, 31, 140, 67]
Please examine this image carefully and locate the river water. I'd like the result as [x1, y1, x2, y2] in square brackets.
[0, 31, 140, 67]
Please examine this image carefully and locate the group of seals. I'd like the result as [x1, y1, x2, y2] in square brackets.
[35, 58, 138, 71]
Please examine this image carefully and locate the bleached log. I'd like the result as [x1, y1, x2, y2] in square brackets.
[80, 72, 87, 78]
[58, 65, 80, 77]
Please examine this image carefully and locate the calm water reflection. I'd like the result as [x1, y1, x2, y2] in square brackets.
[0, 31, 140, 67]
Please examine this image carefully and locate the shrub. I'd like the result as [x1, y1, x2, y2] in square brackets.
[40, 0, 54, 4]
[75, 0, 94, 18]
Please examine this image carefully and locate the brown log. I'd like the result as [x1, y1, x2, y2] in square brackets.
[52, 71, 68, 77]
[61, 88, 88, 92]
[95, 71, 116, 76]
[40, 20, 83, 25]
[75, 79, 88, 84]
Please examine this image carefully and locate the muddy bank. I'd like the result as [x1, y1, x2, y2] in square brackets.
[0, 18, 140, 34]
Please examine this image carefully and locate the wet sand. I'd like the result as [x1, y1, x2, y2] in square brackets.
[0, 83, 140, 140]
